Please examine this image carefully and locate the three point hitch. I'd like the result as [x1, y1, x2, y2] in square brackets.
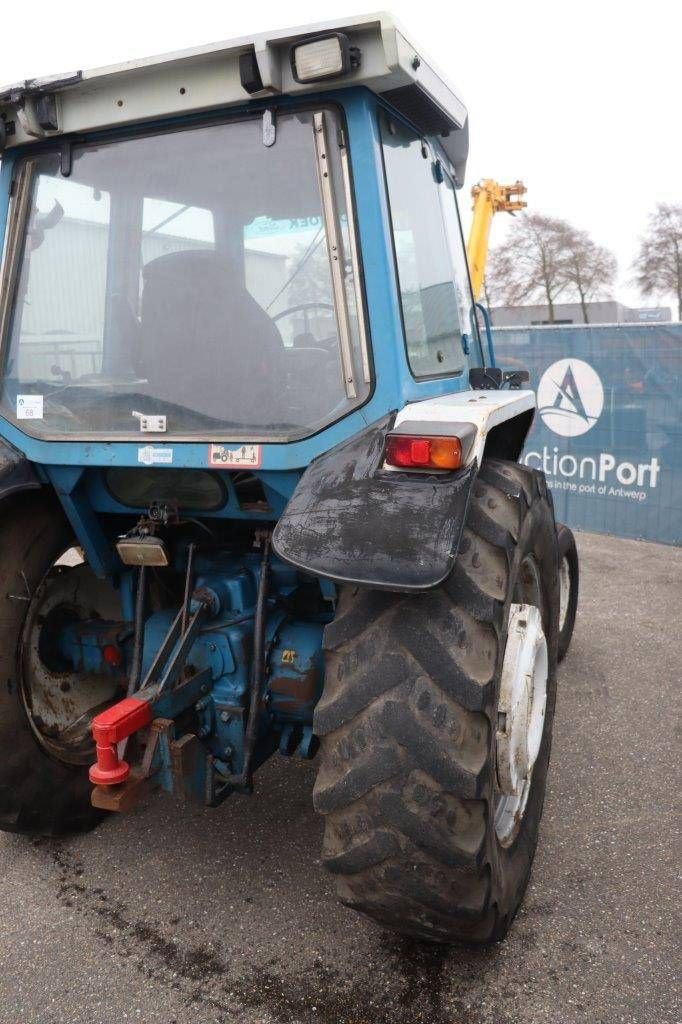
[88, 534, 273, 809]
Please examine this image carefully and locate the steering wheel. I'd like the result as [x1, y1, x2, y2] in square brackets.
[272, 300, 334, 323]
[272, 301, 338, 355]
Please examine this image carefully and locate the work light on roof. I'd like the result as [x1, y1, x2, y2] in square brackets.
[290, 33, 361, 83]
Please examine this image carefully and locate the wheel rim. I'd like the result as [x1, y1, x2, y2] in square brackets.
[558, 554, 570, 632]
[495, 556, 548, 846]
[20, 557, 125, 765]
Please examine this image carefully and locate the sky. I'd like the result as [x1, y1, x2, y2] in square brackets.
[3, 0, 680, 313]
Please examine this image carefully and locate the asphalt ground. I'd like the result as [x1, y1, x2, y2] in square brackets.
[0, 531, 679, 1024]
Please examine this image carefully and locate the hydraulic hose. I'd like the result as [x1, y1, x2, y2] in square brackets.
[228, 533, 271, 790]
[127, 565, 147, 697]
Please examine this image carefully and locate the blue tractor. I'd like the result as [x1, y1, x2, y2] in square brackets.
[0, 14, 578, 943]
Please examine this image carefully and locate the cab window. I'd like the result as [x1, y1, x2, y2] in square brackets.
[380, 116, 474, 378]
[1, 109, 369, 440]
[438, 170, 482, 364]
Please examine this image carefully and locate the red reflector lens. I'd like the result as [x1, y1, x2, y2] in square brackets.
[384, 435, 430, 467]
[384, 434, 462, 471]
[411, 438, 431, 464]
[102, 644, 122, 667]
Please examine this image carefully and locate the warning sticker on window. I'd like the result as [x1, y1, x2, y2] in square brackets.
[17, 395, 44, 420]
[208, 444, 261, 468]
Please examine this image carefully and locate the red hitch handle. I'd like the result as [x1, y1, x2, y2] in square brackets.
[89, 697, 153, 786]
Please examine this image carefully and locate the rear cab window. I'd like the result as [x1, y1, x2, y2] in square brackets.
[0, 107, 370, 441]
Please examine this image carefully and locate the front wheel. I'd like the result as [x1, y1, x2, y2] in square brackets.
[313, 459, 559, 943]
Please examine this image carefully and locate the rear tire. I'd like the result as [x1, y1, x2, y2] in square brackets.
[313, 459, 559, 943]
[556, 523, 579, 662]
[0, 492, 104, 836]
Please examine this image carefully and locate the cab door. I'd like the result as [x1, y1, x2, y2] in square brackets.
[379, 112, 483, 389]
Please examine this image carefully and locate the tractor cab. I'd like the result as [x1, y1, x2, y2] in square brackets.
[0, 14, 479, 468]
[0, 15, 575, 947]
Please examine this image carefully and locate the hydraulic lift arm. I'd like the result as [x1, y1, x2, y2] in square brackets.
[466, 179, 527, 302]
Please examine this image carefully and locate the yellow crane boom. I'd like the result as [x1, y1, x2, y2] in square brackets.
[467, 180, 527, 302]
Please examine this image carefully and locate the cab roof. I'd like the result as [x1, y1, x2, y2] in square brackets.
[0, 12, 469, 183]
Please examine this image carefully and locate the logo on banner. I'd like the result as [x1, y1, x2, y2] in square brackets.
[537, 359, 604, 437]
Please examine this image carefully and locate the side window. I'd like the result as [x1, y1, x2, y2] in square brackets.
[380, 117, 466, 378]
[439, 171, 482, 363]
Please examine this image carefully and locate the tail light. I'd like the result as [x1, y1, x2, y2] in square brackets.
[384, 434, 463, 471]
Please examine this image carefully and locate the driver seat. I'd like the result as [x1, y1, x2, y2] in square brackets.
[138, 249, 284, 423]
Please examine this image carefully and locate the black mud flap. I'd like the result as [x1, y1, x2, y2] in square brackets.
[272, 416, 477, 592]
[0, 439, 40, 504]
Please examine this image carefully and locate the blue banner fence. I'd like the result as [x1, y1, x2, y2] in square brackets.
[492, 323, 682, 546]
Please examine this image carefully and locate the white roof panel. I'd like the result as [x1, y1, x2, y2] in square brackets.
[0, 13, 469, 182]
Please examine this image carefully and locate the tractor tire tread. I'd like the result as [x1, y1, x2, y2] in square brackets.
[314, 458, 558, 943]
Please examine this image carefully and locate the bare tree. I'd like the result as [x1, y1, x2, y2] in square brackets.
[486, 213, 573, 324]
[633, 203, 682, 320]
[487, 213, 618, 324]
[563, 229, 617, 323]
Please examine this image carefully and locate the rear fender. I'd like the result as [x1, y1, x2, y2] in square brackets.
[272, 390, 535, 591]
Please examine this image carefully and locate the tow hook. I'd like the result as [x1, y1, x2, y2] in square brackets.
[89, 697, 153, 785]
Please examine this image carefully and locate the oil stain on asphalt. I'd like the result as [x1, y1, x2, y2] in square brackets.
[37, 838, 509, 1024]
